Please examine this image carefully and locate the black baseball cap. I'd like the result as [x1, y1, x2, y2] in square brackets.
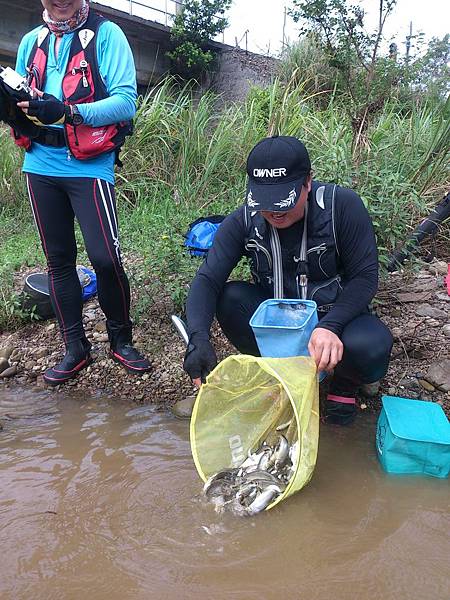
[246, 135, 311, 212]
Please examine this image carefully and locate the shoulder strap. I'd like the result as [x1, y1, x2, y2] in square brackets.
[294, 183, 337, 299]
[26, 27, 51, 90]
[68, 10, 108, 99]
[296, 201, 309, 299]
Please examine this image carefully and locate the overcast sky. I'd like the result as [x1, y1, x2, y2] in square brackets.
[225, 0, 449, 55]
[98, 0, 449, 56]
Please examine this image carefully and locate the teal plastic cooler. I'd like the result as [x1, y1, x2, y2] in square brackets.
[376, 396, 450, 478]
[249, 299, 318, 358]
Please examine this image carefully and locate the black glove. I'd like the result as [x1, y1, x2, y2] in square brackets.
[183, 334, 217, 382]
[0, 81, 40, 138]
[26, 93, 71, 126]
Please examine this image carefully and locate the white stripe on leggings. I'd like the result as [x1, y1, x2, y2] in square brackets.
[97, 179, 121, 265]
[106, 181, 118, 235]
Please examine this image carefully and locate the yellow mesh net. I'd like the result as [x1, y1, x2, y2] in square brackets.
[190, 354, 319, 510]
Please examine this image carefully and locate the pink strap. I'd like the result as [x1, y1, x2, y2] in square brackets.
[327, 394, 356, 405]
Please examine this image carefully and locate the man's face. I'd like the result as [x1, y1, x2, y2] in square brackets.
[41, 0, 84, 21]
[261, 176, 312, 229]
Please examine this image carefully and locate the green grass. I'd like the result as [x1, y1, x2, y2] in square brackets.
[0, 76, 448, 331]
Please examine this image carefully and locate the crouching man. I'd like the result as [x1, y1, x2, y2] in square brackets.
[183, 136, 393, 424]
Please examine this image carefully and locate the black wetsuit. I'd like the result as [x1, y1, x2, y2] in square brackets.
[186, 184, 393, 394]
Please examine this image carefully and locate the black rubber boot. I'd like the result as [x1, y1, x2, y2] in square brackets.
[107, 321, 151, 375]
[324, 396, 357, 425]
[43, 338, 93, 386]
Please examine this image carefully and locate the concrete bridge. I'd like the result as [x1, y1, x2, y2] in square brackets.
[0, 0, 199, 88]
[0, 1, 276, 104]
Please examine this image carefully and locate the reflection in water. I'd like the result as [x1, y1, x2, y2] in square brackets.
[0, 389, 449, 600]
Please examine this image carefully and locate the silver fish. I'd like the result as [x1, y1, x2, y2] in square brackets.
[246, 485, 281, 515]
[244, 470, 286, 489]
[203, 468, 239, 497]
[274, 435, 290, 469]
[276, 418, 293, 432]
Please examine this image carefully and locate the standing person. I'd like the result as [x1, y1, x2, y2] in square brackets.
[183, 135, 393, 425]
[14, 0, 151, 385]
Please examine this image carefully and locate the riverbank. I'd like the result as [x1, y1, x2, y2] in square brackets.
[1, 257, 449, 418]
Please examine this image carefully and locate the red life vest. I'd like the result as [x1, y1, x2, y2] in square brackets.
[13, 10, 133, 161]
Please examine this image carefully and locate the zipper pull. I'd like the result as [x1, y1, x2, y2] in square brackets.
[79, 60, 88, 88]
[67, 149, 71, 161]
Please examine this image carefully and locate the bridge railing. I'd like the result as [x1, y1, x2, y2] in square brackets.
[95, 0, 228, 42]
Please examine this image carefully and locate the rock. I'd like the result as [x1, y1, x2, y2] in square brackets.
[443, 324, 450, 338]
[84, 311, 96, 321]
[426, 318, 441, 327]
[0, 358, 10, 374]
[10, 349, 21, 361]
[359, 381, 380, 398]
[391, 327, 402, 339]
[0, 365, 18, 378]
[415, 304, 448, 319]
[435, 292, 450, 302]
[396, 291, 432, 303]
[398, 378, 422, 392]
[427, 260, 448, 276]
[46, 323, 56, 331]
[171, 394, 197, 419]
[93, 333, 109, 343]
[33, 348, 47, 359]
[418, 379, 435, 392]
[416, 270, 431, 279]
[0, 345, 13, 360]
[35, 376, 47, 388]
[426, 360, 450, 392]
[24, 361, 35, 370]
[94, 321, 106, 333]
[387, 387, 397, 396]
[412, 278, 438, 292]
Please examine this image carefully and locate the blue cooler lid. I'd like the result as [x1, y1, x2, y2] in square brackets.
[381, 396, 450, 445]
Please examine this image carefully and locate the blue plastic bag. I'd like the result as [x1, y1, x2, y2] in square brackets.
[184, 216, 225, 257]
[76, 265, 97, 301]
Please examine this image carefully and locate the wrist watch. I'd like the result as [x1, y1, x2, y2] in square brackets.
[66, 104, 84, 126]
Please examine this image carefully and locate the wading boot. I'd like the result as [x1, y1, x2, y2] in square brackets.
[107, 321, 151, 375]
[324, 389, 357, 426]
[43, 339, 93, 386]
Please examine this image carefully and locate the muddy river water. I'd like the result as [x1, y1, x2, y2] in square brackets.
[0, 388, 449, 600]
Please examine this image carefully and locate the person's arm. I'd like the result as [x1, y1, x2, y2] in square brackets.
[183, 208, 247, 385]
[76, 21, 137, 126]
[186, 208, 247, 337]
[317, 187, 378, 336]
[308, 188, 378, 372]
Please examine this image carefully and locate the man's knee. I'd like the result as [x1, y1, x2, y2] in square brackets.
[217, 282, 262, 323]
[340, 315, 393, 381]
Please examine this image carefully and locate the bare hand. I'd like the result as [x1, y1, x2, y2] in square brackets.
[308, 327, 343, 372]
[192, 377, 202, 388]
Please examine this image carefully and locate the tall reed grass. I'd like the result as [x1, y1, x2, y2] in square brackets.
[0, 75, 448, 328]
[118, 76, 449, 254]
